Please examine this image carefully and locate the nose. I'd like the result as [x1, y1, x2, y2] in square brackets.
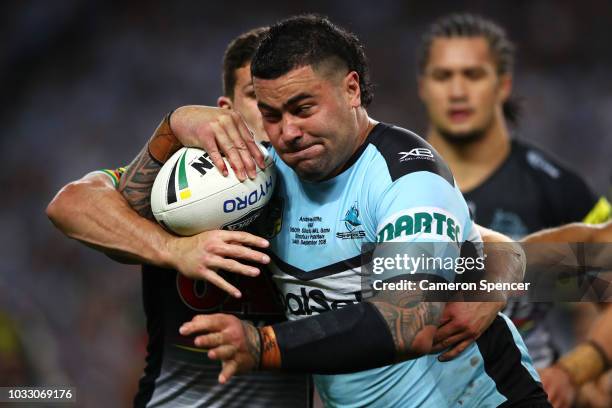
[449, 76, 467, 101]
[280, 115, 303, 146]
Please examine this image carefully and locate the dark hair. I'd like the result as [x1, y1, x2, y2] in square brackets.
[251, 14, 374, 107]
[222, 27, 269, 99]
[417, 13, 520, 124]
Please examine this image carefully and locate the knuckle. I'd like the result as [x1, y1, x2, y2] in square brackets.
[219, 114, 232, 125]
[201, 253, 213, 264]
[208, 243, 223, 254]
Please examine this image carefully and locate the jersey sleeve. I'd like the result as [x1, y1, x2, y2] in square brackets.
[370, 171, 479, 283]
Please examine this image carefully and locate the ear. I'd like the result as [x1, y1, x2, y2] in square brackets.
[217, 96, 233, 109]
[498, 74, 513, 103]
[344, 71, 361, 108]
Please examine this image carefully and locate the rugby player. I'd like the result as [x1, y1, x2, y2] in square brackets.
[124, 15, 550, 406]
[47, 24, 508, 406]
[47, 28, 313, 408]
[416, 13, 611, 406]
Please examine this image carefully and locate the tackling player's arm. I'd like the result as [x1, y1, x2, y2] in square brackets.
[521, 222, 612, 408]
[180, 286, 444, 383]
[181, 239, 527, 378]
[46, 169, 170, 265]
[118, 106, 264, 218]
[431, 225, 524, 361]
[46, 108, 272, 297]
[522, 221, 612, 244]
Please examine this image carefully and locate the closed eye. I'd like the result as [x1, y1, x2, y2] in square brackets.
[292, 105, 313, 117]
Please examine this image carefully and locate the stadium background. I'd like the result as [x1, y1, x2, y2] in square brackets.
[1, 1, 611, 406]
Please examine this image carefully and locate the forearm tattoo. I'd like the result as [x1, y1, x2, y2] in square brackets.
[118, 145, 162, 220]
[242, 321, 262, 369]
[370, 290, 442, 359]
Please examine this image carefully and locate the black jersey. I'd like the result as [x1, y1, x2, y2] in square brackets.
[134, 266, 311, 408]
[463, 139, 602, 368]
[464, 139, 598, 237]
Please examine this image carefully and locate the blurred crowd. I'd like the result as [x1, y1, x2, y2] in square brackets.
[1, 1, 610, 406]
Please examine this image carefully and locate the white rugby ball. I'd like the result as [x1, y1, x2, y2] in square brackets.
[151, 145, 275, 236]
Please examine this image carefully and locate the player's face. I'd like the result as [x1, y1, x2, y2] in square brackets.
[419, 37, 511, 142]
[218, 64, 269, 142]
[254, 65, 361, 181]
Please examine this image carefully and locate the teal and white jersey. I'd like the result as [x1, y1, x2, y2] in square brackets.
[264, 123, 548, 407]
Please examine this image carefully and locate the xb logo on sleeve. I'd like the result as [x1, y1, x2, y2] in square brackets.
[336, 201, 366, 239]
[398, 148, 434, 162]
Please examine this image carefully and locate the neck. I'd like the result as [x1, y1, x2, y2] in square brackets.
[428, 112, 511, 193]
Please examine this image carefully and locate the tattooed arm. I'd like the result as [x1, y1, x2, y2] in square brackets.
[47, 107, 271, 297]
[180, 284, 444, 382]
[118, 112, 180, 219]
[369, 288, 443, 360]
[47, 170, 175, 265]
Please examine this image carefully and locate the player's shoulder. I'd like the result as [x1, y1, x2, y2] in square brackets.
[366, 122, 454, 187]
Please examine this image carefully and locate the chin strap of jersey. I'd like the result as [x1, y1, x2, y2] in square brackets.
[257, 302, 396, 374]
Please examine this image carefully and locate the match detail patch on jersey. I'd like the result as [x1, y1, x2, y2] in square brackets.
[376, 207, 462, 243]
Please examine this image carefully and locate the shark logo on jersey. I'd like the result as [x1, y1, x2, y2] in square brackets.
[343, 202, 361, 231]
[337, 202, 366, 239]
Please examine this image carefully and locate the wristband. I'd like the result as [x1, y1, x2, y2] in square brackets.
[586, 339, 611, 370]
[147, 110, 182, 164]
[258, 326, 282, 370]
[558, 341, 607, 386]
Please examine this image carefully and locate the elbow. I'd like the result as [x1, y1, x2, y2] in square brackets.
[46, 182, 85, 233]
[46, 187, 71, 225]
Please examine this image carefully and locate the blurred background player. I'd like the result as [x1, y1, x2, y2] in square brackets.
[416, 12, 611, 407]
[47, 27, 312, 408]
